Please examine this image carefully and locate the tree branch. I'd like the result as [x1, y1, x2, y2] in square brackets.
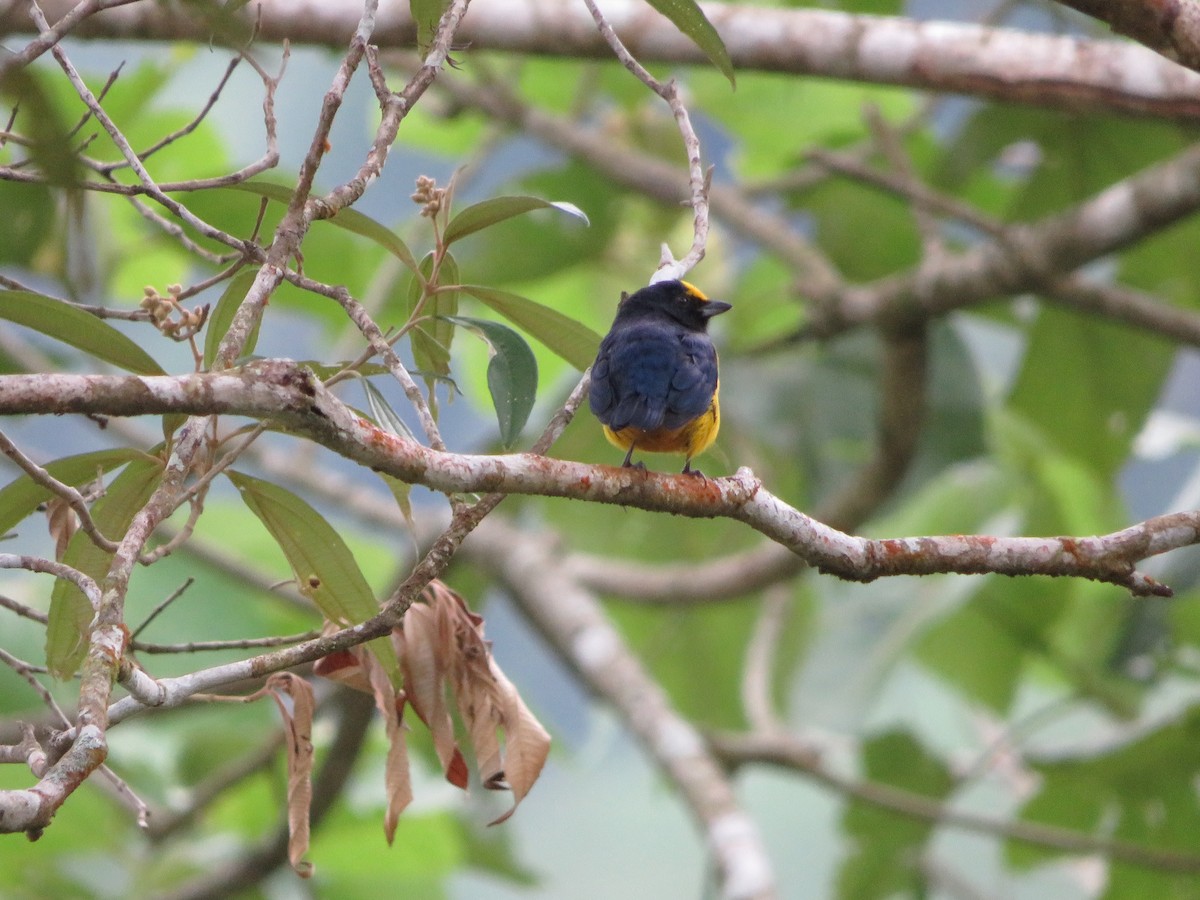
[8, 1, 1200, 121]
[710, 730, 1200, 874]
[0, 363, 1189, 597]
[788, 140, 1200, 343]
[1051, 0, 1200, 72]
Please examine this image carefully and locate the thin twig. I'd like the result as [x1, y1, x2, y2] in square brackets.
[132, 631, 322, 654]
[741, 585, 791, 735]
[0, 647, 69, 722]
[0, 553, 102, 609]
[312, 281, 446, 450]
[0, 429, 119, 553]
[0, 593, 49, 625]
[581, 0, 709, 280]
[27, 3, 251, 257]
[102, 57, 243, 174]
[711, 730, 1200, 874]
[130, 578, 196, 640]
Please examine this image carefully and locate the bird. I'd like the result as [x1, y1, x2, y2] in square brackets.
[588, 279, 732, 475]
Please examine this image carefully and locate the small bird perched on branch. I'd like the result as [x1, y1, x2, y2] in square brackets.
[589, 280, 731, 475]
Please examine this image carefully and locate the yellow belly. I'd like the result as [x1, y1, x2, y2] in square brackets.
[602, 392, 720, 460]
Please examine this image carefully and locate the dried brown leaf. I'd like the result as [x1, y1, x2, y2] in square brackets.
[309, 582, 549, 830]
[44, 497, 77, 560]
[312, 648, 373, 694]
[453, 624, 505, 785]
[395, 601, 469, 790]
[365, 648, 413, 844]
[484, 660, 551, 825]
[427, 581, 551, 825]
[264, 672, 315, 878]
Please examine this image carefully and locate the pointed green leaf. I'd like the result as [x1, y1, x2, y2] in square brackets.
[405, 253, 459, 393]
[442, 196, 589, 246]
[46, 457, 165, 678]
[296, 360, 390, 381]
[378, 472, 418, 557]
[225, 471, 399, 681]
[221, 182, 418, 272]
[427, 255, 460, 363]
[0, 68, 83, 188]
[0, 290, 165, 375]
[203, 269, 260, 369]
[644, 0, 735, 87]
[362, 380, 417, 440]
[0, 448, 149, 537]
[411, 0, 452, 51]
[459, 284, 601, 371]
[444, 316, 538, 448]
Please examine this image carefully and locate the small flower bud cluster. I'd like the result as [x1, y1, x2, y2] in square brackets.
[140, 285, 210, 341]
[411, 175, 446, 219]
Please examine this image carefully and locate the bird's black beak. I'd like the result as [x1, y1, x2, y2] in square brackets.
[700, 300, 733, 318]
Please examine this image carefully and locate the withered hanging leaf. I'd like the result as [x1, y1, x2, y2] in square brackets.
[44, 497, 78, 561]
[426, 581, 551, 825]
[311, 581, 548, 829]
[366, 650, 413, 844]
[311, 647, 373, 694]
[311, 637, 417, 838]
[480, 661, 551, 825]
[394, 602, 469, 790]
[262, 672, 315, 878]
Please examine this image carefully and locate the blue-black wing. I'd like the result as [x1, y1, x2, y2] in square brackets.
[589, 322, 717, 431]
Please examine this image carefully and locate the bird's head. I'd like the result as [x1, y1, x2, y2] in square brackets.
[616, 279, 732, 330]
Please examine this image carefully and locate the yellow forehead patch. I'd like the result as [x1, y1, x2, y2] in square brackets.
[680, 280, 709, 301]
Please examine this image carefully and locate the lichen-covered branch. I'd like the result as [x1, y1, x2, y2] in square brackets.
[0, 363, 1189, 597]
[7, 1, 1200, 120]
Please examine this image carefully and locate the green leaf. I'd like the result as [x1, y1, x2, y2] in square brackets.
[459, 285, 601, 371]
[442, 196, 589, 246]
[203, 269, 260, 369]
[0, 67, 83, 188]
[427, 256, 460, 370]
[411, 0, 452, 51]
[46, 457, 165, 678]
[644, 0, 735, 88]
[916, 578, 1060, 715]
[295, 360, 390, 381]
[220, 182, 418, 272]
[362, 380, 417, 441]
[0, 182, 55, 265]
[457, 163, 620, 284]
[404, 253, 460, 395]
[802, 179, 921, 280]
[444, 316, 538, 448]
[1008, 306, 1171, 478]
[838, 730, 954, 899]
[225, 471, 399, 682]
[1010, 708, 1200, 872]
[0, 290, 166, 375]
[379, 471, 417, 542]
[0, 448, 149, 538]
